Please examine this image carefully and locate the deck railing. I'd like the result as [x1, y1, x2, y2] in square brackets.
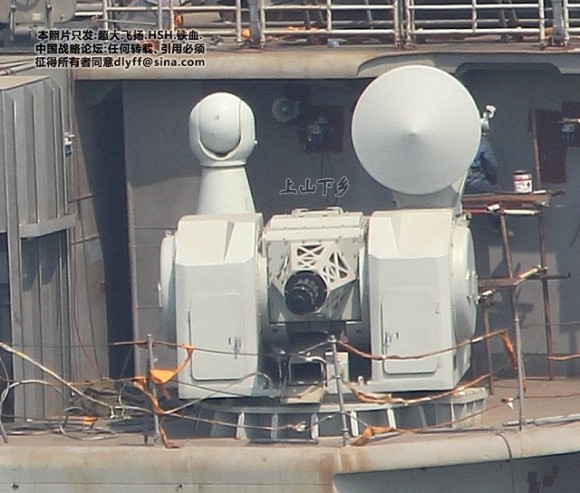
[75, 0, 576, 47]
[566, 0, 580, 40]
[405, 0, 549, 45]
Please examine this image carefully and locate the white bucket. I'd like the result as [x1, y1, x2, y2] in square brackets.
[513, 170, 532, 194]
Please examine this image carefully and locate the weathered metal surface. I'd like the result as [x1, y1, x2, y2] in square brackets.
[71, 49, 580, 81]
[0, 75, 74, 419]
[2, 417, 580, 492]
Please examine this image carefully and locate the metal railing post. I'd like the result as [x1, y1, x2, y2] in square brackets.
[329, 335, 349, 447]
[327, 0, 333, 34]
[46, 0, 54, 29]
[235, 0, 243, 45]
[257, 0, 266, 47]
[102, 0, 109, 31]
[157, 0, 163, 30]
[404, 0, 412, 46]
[538, 0, 546, 45]
[146, 334, 161, 444]
[564, 0, 570, 44]
[169, 0, 175, 30]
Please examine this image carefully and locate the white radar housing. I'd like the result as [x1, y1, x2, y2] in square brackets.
[189, 92, 256, 167]
[189, 93, 257, 214]
[352, 65, 481, 207]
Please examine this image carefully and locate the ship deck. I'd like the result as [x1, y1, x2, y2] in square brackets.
[2, 378, 580, 491]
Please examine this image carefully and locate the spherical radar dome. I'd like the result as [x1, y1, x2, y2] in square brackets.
[351, 65, 482, 196]
[189, 92, 256, 168]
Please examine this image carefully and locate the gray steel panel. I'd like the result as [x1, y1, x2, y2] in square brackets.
[134, 307, 173, 373]
[37, 234, 70, 414]
[32, 82, 56, 223]
[72, 196, 99, 241]
[0, 76, 48, 91]
[133, 227, 166, 308]
[131, 177, 200, 229]
[10, 87, 36, 225]
[20, 214, 76, 238]
[1, 77, 73, 231]
[20, 237, 46, 416]
[0, 75, 72, 419]
[42, 77, 67, 220]
[0, 109, 7, 233]
[70, 237, 109, 381]
[2, 87, 25, 417]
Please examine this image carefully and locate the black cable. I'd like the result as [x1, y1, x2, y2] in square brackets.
[569, 220, 580, 247]
[495, 430, 517, 493]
